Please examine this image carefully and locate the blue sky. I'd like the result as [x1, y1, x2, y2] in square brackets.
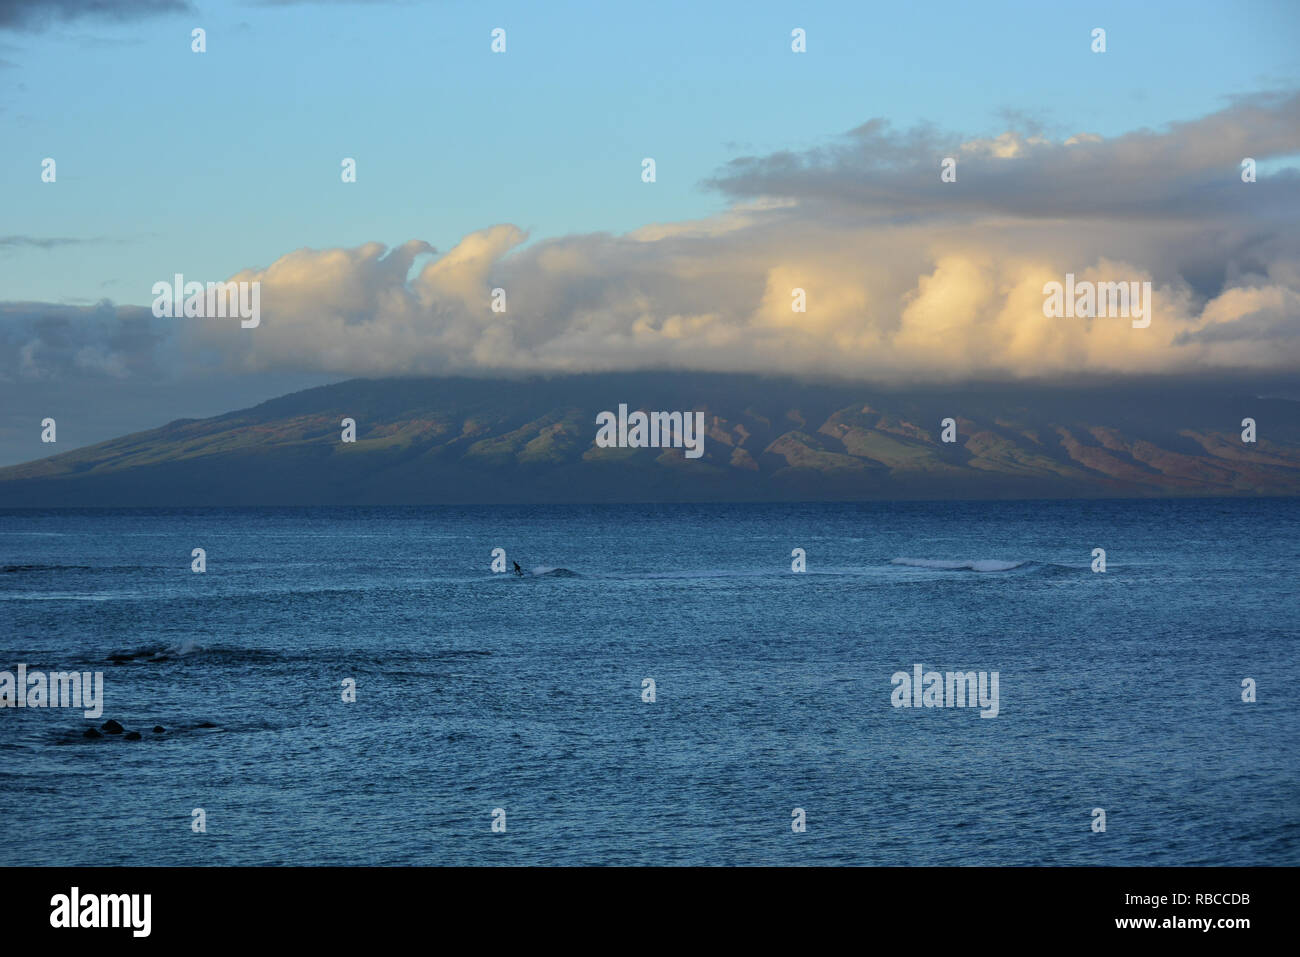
[3, 0, 1298, 304]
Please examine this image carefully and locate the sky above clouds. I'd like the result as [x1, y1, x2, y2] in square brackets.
[0, 0, 1298, 463]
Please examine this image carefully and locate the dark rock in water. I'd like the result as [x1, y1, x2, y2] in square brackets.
[195, 721, 216, 728]
[152, 725, 165, 734]
[83, 728, 103, 739]
[101, 719, 124, 734]
[124, 731, 142, 740]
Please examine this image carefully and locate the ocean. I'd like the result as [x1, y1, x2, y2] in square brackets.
[1, 499, 1296, 866]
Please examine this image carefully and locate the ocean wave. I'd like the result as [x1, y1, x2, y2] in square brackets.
[1, 563, 157, 575]
[107, 639, 204, 663]
[1, 564, 93, 573]
[889, 557, 1027, 572]
[530, 566, 579, 578]
[0, 593, 124, 602]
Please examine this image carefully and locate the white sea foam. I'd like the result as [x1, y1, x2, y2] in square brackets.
[890, 558, 1026, 572]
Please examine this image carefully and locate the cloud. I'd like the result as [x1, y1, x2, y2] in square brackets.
[0, 235, 97, 250]
[3, 95, 1299, 388]
[704, 91, 1300, 223]
[0, 0, 193, 32]
[0, 300, 165, 383]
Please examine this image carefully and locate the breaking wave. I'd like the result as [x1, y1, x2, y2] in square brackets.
[106, 639, 205, 663]
[889, 557, 1027, 572]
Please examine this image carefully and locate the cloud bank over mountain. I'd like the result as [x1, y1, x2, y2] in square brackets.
[2, 95, 1297, 407]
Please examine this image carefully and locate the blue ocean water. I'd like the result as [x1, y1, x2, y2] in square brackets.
[0, 499, 1296, 866]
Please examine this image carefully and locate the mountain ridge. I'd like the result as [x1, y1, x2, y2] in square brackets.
[2, 372, 1298, 506]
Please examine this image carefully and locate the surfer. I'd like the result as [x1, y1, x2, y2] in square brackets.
[512, 561, 523, 577]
